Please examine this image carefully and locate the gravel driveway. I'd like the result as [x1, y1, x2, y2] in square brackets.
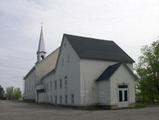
[0, 100, 159, 120]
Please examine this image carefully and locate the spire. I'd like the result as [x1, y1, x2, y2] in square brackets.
[37, 26, 46, 62]
[38, 26, 45, 53]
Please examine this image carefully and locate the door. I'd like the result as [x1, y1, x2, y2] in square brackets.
[118, 85, 128, 108]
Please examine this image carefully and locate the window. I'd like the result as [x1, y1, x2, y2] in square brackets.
[64, 76, 67, 89]
[119, 90, 122, 102]
[65, 80, 67, 89]
[51, 81, 53, 90]
[118, 85, 128, 88]
[71, 94, 74, 104]
[118, 85, 128, 102]
[124, 90, 128, 101]
[55, 95, 57, 104]
[60, 78, 62, 89]
[65, 95, 68, 104]
[60, 96, 62, 104]
[64, 75, 67, 79]
[54, 80, 57, 90]
[41, 55, 44, 60]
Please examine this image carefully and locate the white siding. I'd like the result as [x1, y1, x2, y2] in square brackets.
[53, 37, 80, 105]
[80, 59, 116, 105]
[39, 37, 81, 106]
[35, 49, 59, 84]
[24, 35, 135, 108]
[38, 93, 48, 103]
[97, 80, 110, 105]
[24, 69, 36, 100]
[110, 65, 135, 106]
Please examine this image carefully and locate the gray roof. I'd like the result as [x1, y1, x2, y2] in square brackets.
[96, 63, 138, 81]
[65, 34, 134, 63]
[96, 63, 121, 81]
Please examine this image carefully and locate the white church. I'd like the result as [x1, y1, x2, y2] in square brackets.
[24, 27, 137, 108]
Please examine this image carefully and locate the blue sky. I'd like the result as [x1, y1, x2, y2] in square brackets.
[0, 0, 159, 90]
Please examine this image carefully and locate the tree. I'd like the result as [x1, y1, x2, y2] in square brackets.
[5, 87, 14, 100]
[0, 85, 4, 99]
[136, 40, 159, 103]
[5, 87, 22, 100]
[13, 88, 22, 100]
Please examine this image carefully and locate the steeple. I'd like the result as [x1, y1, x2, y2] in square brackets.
[37, 26, 46, 62]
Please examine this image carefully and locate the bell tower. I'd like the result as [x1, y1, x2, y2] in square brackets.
[37, 26, 46, 62]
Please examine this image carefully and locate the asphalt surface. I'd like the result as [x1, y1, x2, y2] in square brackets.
[0, 100, 159, 120]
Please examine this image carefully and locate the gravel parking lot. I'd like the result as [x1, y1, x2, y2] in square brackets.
[0, 100, 159, 120]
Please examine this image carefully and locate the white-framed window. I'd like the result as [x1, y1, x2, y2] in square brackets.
[71, 94, 74, 104]
[51, 80, 54, 90]
[65, 95, 68, 104]
[64, 80, 67, 89]
[54, 80, 57, 90]
[55, 95, 57, 104]
[60, 78, 62, 89]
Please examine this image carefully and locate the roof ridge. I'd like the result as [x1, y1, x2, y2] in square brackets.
[64, 33, 113, 42]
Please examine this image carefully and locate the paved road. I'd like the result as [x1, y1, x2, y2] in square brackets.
[0, 100, 159, 120]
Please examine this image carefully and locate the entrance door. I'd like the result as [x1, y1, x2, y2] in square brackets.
[118, 85, 128, 108]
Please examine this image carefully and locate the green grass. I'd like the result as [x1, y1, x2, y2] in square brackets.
[134, 103, 146, 108]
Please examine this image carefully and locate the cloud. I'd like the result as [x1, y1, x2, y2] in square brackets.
[0, 0, 159, 90]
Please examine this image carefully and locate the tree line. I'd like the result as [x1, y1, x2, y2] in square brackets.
[0, 85, 22, 100]
[136, 40, 159, 103]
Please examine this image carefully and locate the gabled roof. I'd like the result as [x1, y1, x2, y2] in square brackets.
[23, 66, 35, 80]
[65, 34, 134, 63]
[96, 63, 138, 81]
[96, 63, 121, 81]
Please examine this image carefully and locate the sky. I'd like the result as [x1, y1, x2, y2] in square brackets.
[0, 0, 159, 90]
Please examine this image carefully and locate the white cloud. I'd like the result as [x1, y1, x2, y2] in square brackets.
[0, 0, 159, 89]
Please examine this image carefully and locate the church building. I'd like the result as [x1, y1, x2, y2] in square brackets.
[24, 27, 137, 108]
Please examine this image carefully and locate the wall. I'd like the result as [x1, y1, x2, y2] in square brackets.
[24, 68, 36, 100]
[38, 93, 48, 103]
[110, 64, 135, 106]
[80, 59, 116, 105]
[41, 37, 81, 106]
[35, 48, 59, 83]
[97, 80, 110, 105]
